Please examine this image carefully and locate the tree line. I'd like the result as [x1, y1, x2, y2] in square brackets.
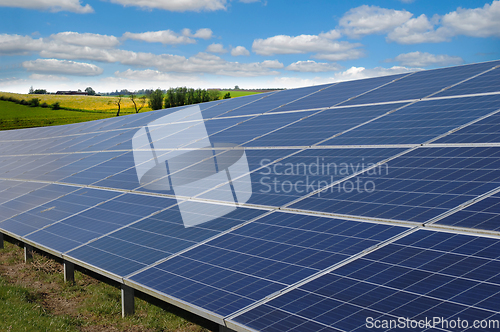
[148, 87, 230, 111]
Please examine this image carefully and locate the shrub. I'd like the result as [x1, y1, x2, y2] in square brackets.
[29, 98, 40, 107]
[51, 102, 61, 110]
[40, 102, 49, 108]
[19, 99, 28, 105]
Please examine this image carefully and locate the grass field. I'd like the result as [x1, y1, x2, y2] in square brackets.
[219, 90, 263, 98]
[0, 101, 115, 131]
[0, 92, 149, 114]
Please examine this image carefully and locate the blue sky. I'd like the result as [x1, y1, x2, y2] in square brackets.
[1, 0, 499, 93]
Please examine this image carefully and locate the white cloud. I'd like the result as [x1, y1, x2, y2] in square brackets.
[339, 5, 413, 38]
[0, 0, 93, 13]
[441, 0, 500, 37]
[389, 51, 463, 67]
[29, 73, 70, 81]
[387, 1, 500, 44]
[399, 0, 414, 3]
[332, 66, 418, 82]
[386, 14, 448, 44]
[286, 60, 341, 73]
[114, 69, 197, 82]
[22, 59, 104, 76]
[206, 43, 227, 54]
[252, 34, 363, 61]
[231, 46, 250, 56]
[51, 32, 120, 48]
[182, 28, 213, 39]
[318, 30, 342, 40]
[123, 30, 196, 44]
[107, 0, 227, 11]
[0, 34, 44, 55]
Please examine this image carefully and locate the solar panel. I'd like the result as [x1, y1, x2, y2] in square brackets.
[433, 191, 500, 232]
[319, 95, 500, 146]
[270, 73, 409, 113]
[230, 230, 500, 332]
[245, 103, 410, 147]
[341, 60, 500, 105]
[129, 212, 408, 317]
[290, 146, 500, 223]
[432, 67, 500, 97]
[1, 61, 500, 331]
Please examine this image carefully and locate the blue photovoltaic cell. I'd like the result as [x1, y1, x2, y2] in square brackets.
[233, 230, 500, 332]
[183, 112, 310, 148]
[320, 94, 500, 146]
[432, 67, 500, 97]
[61, 152, 136, 187]
[272, 73, 408, 113]
[245, 103, 409, 147]
[67, 202, 268, 276]
[0, 184, 77, 224]
[35, 152, 125, 183]
[129, 212, 407, 317]
[134, 148, 298, 196]
[198, 148, 404, 208]
[198, 92, 275, 119]
[433, 112, 500, 144]
[435, 191, 500, 232]
[291, 146, 500, 223]
[342, 60, 500, 106]
[219, 85, 331, 118]
[0, 187, 121, 237]
[25, 193, 173, 253]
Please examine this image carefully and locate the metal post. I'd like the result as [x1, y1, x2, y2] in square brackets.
[64, 261, 75, 283]
[219, 325, 235, 332]
[24, 243, 33, 262]
[121, 284, 135, 317]
[0, 233, 3, 249]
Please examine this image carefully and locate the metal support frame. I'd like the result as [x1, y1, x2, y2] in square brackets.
[24, 243, 33, 262]
[219, 325, 236, 332]
[64, 260, 75, 283]
[121, 284, 135, 317]
[0, 233, 3, 249]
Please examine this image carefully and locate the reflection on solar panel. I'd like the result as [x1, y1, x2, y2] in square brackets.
[1, 60, 500, 331]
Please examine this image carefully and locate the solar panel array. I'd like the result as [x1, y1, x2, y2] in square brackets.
[1, 60, 500, 331]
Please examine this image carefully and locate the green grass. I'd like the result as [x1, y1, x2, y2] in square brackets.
[0, 241, 209, 332]
[0, 278, 83, 332]
[0, 100, 115, 130]
[220, 90, 263, 98]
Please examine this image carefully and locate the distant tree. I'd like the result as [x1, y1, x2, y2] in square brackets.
[148, 89, 164, 110]
[85, 87, 96, 96]
[29, 86, 34, 94]
[51, 102, 61, 110]
[208, 89, 220, 101]
[129, 93, 146, 113]
[234, 85, 240, 90]
[223, 92, 231, 99]
[108, 94, 123, 116]
[33, 89, 47, 94]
